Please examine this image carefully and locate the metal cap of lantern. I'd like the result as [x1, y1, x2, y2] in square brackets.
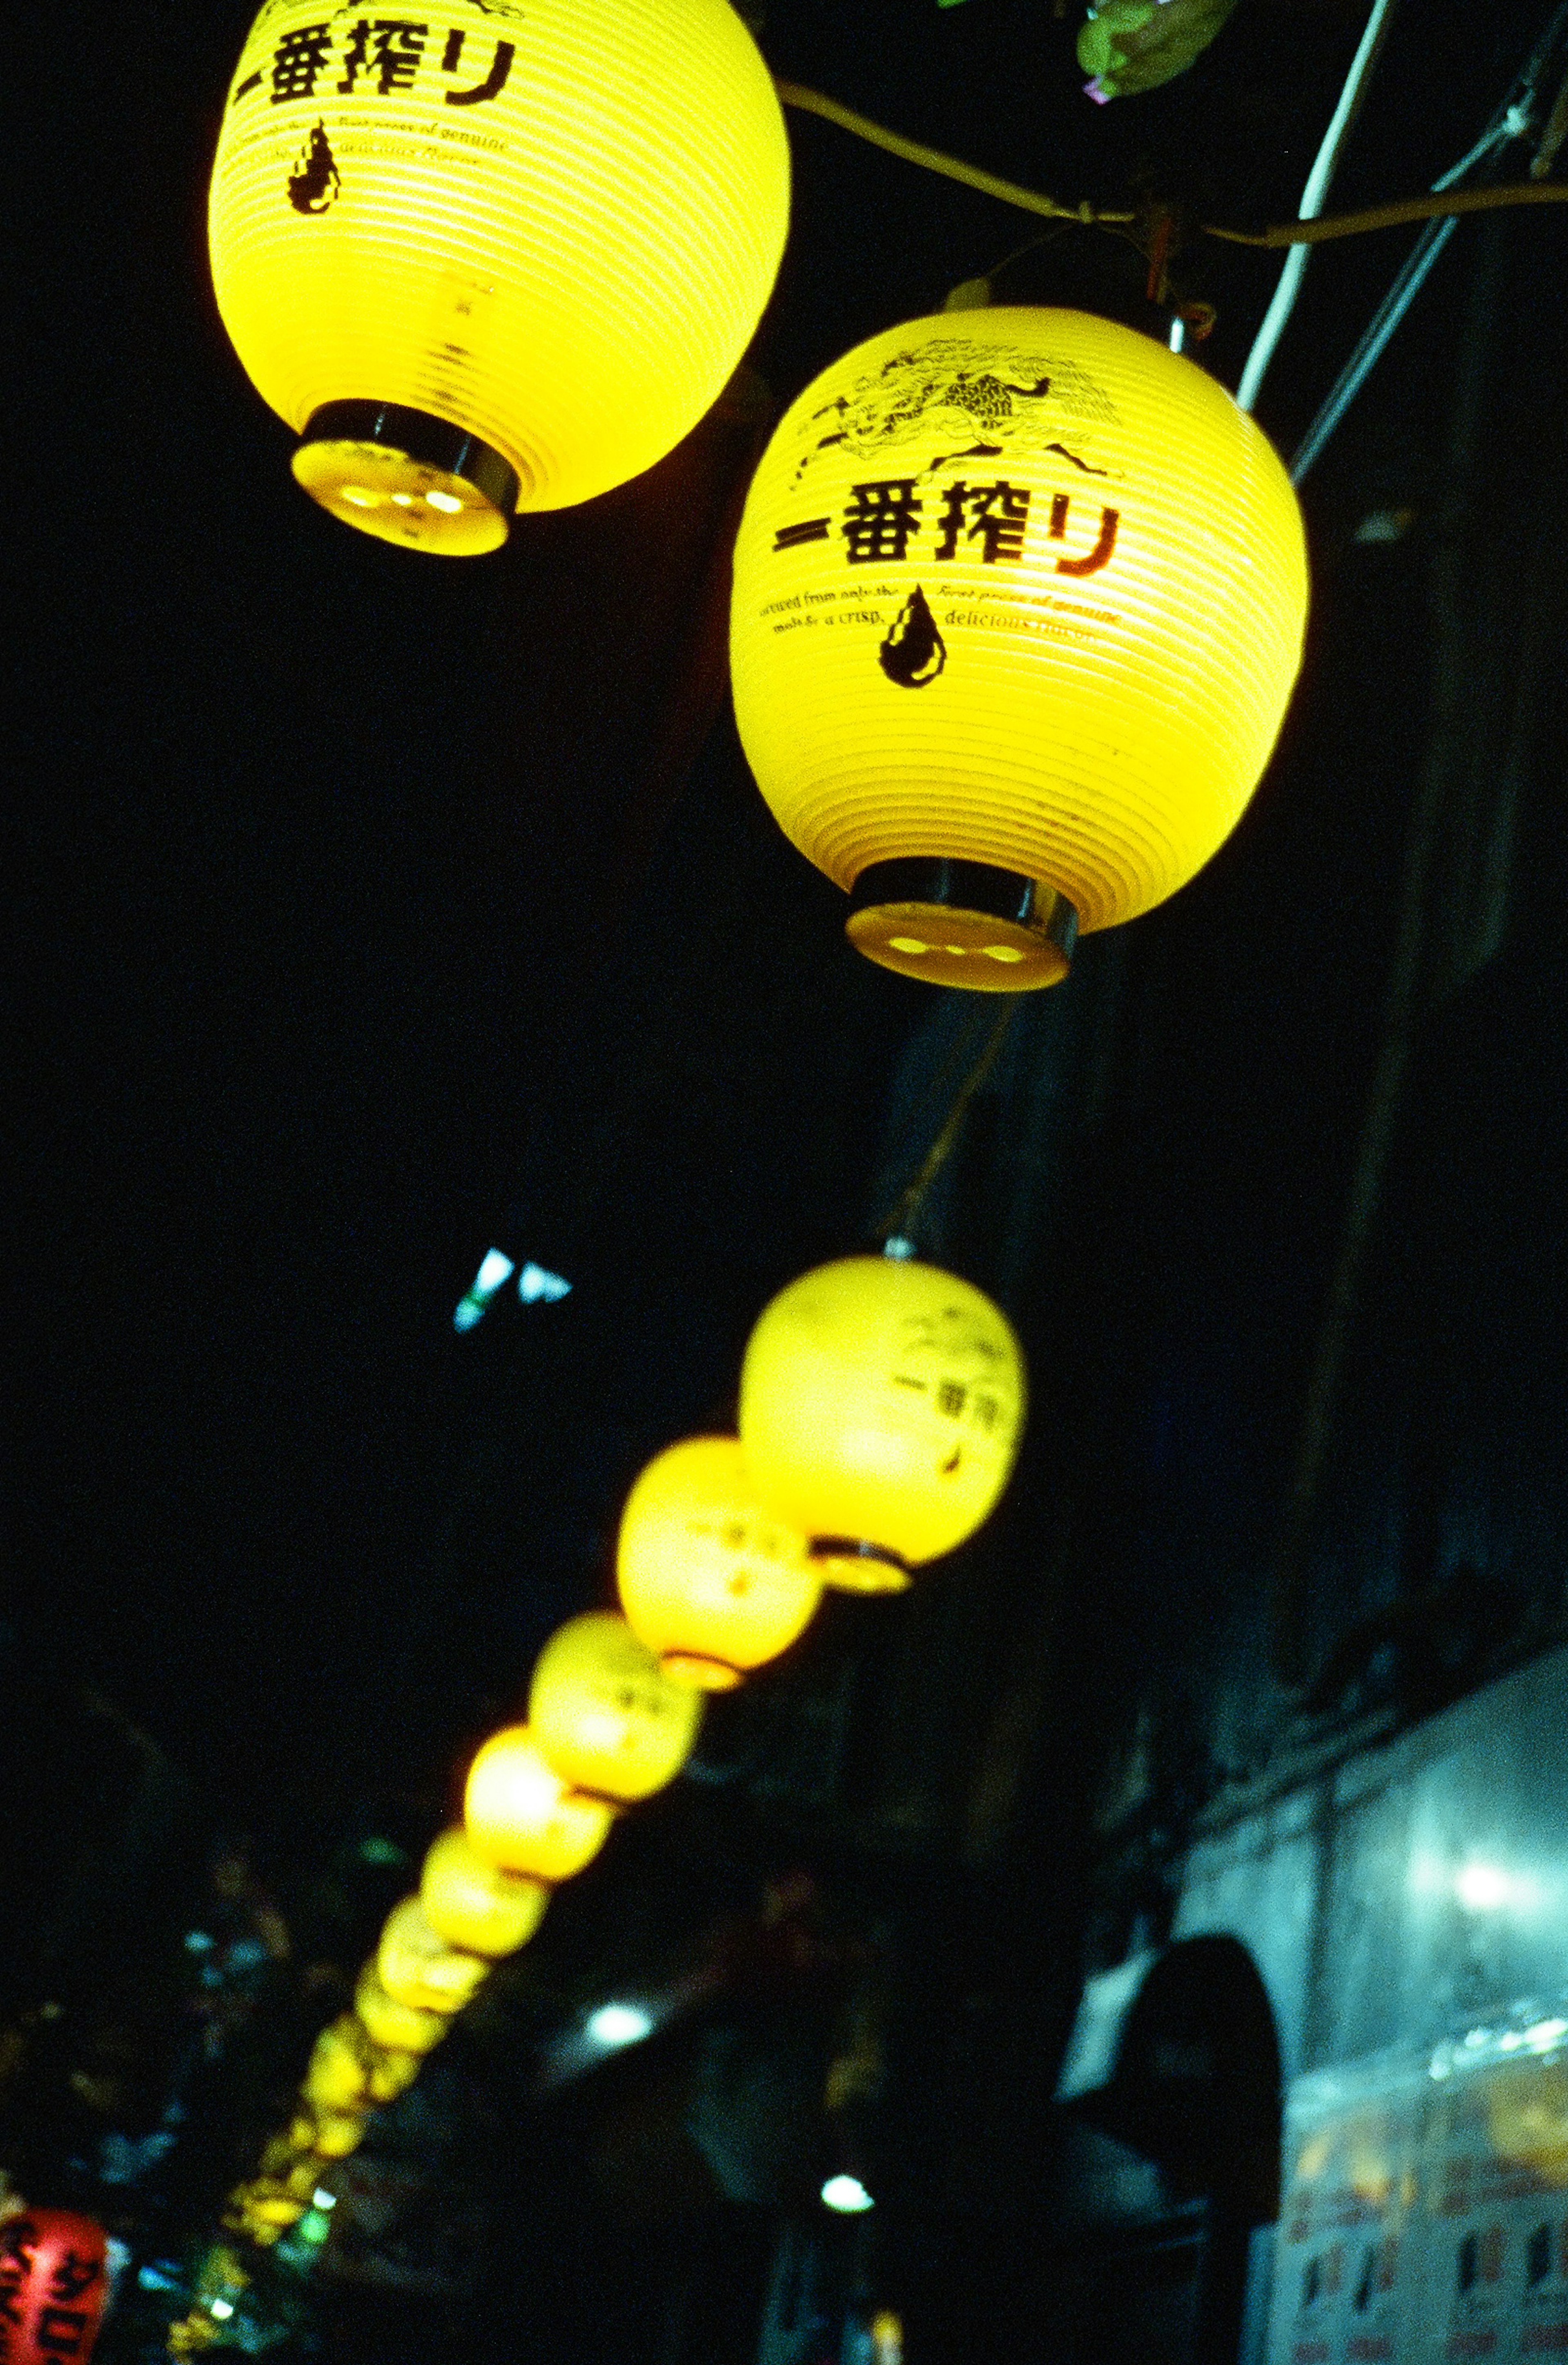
[209, 0, 790, 552]
[615, 1436, 824, 1690]
[729, 307, 1307, 984]
[737, 1256, 1025, 1585]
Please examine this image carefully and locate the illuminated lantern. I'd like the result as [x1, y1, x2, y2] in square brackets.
[419, 1825, 550, 1955]
[730, 307, 1307, 987]
[355, 1958, 449, 2056]
[0, 2211, 109, 2365]
[528, 1611, 705, 1800]
[290, 2102, 370, 2160]
[303, 2013, 375, 2114]
[738, 1256, 1025, 1585]
[376, 1894, 491, 2015]
[235, 2186, 308, 2233]
[615, 1436, 823, 1688]
[209, 0, 789, 554]
[463, 1725, 616, 1881]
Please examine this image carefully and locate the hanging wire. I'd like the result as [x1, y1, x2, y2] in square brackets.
[775, 80, 1136, 227]
[1235, 0, 1401, 412]
[1291, 2, 1568, 482]
[875, 1002, 1019, 1251]
[775, 78, 1568, 257]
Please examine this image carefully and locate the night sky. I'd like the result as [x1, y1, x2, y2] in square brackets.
[11, 0, 1566, 1877]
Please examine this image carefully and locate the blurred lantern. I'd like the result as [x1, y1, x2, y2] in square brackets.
[303, 2013, 375, 2115]
[738, 1256, 1025, 1585]
[529, 1610, 705, 1800]
[0, 2211, 109, 2365]
[208, 0, 789, 553]
[354, 1959, 449, 2056]
[290, 2100, 370, 2160]
[616, 1436, 823, 1688]
[729, 306, 1307, 987]
[463, 1726, 616, 1881]
[377, 1895, 491, 2016]
[420, 1825, 550, 1955]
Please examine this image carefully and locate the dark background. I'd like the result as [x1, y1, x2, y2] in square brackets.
[7, 0, 1568, 2356]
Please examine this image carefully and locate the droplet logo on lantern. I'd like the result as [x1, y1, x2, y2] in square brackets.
[879, 587, 946, 687]
[287, 121, 339, 214]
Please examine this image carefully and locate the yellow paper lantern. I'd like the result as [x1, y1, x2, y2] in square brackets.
[738, 1256, 1025, 1583]
[615, 1436, 824, 1689]
[354, 1959, 449, 2057]
[303, 2013, 375, 2115]
[419, 1824, 550, 1956]
[376, 1894, 491, 2015]
[528, 1611, 705, 1801]
[234, 2188, 308, 2233]
[730, 306, 1307, 987]
[463, 1725, 616, 1881]
[290, 2102, 370, 2160]
[209, 0, 789, 553]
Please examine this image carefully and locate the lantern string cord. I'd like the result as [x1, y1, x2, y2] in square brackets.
[775, 81, 1135, 226]
[878, 1003, 1018, 1248]
[1209, 179, 1568, 247]
[775, 78, 1568, 260]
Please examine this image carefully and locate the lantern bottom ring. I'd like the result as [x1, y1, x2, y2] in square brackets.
[808, 1538, 914, 1595]
[846, 860, 1077, 991]
[659, 1650, 744, 1692]
[293, 402, 522, 556]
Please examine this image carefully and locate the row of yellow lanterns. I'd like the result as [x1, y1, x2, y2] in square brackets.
[208, 0, 1309, 999]
[223, 1252, 1025, 2243]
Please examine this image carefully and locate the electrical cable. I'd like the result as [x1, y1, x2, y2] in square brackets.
[775, 78, 1568, 255]
[775, 80, 1134, 225]
[875, 1003, 1018, 1250]
[1235, 0, 1400, 412]
[1208, 176, 1568, 245]
[1290, 2, 1568, 481]
[1288, 216, 1455, 481]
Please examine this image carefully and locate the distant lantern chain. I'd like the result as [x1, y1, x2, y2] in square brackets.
[169, 1255, 1026, 2347]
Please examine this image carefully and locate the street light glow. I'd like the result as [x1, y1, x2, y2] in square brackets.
[587, 2002, 654, 2048]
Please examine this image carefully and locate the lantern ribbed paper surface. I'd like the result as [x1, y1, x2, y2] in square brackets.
[730, 308, 1307, 985]
[738, 1257, 1025, 1577]
[209, 0, 789, 552]
[616, 1437, 823, 1688]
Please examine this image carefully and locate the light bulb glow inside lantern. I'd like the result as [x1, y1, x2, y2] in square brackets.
[463, 1724, 615, 1882]
[616, 1436, 824, 1689]
[209, 0, 790, 551]
[739, 1256, 1026, 1580]
[821, 2174, 875, 2213]
[729, 307, 1307, 984]
[586, 2002, 655, 2049]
